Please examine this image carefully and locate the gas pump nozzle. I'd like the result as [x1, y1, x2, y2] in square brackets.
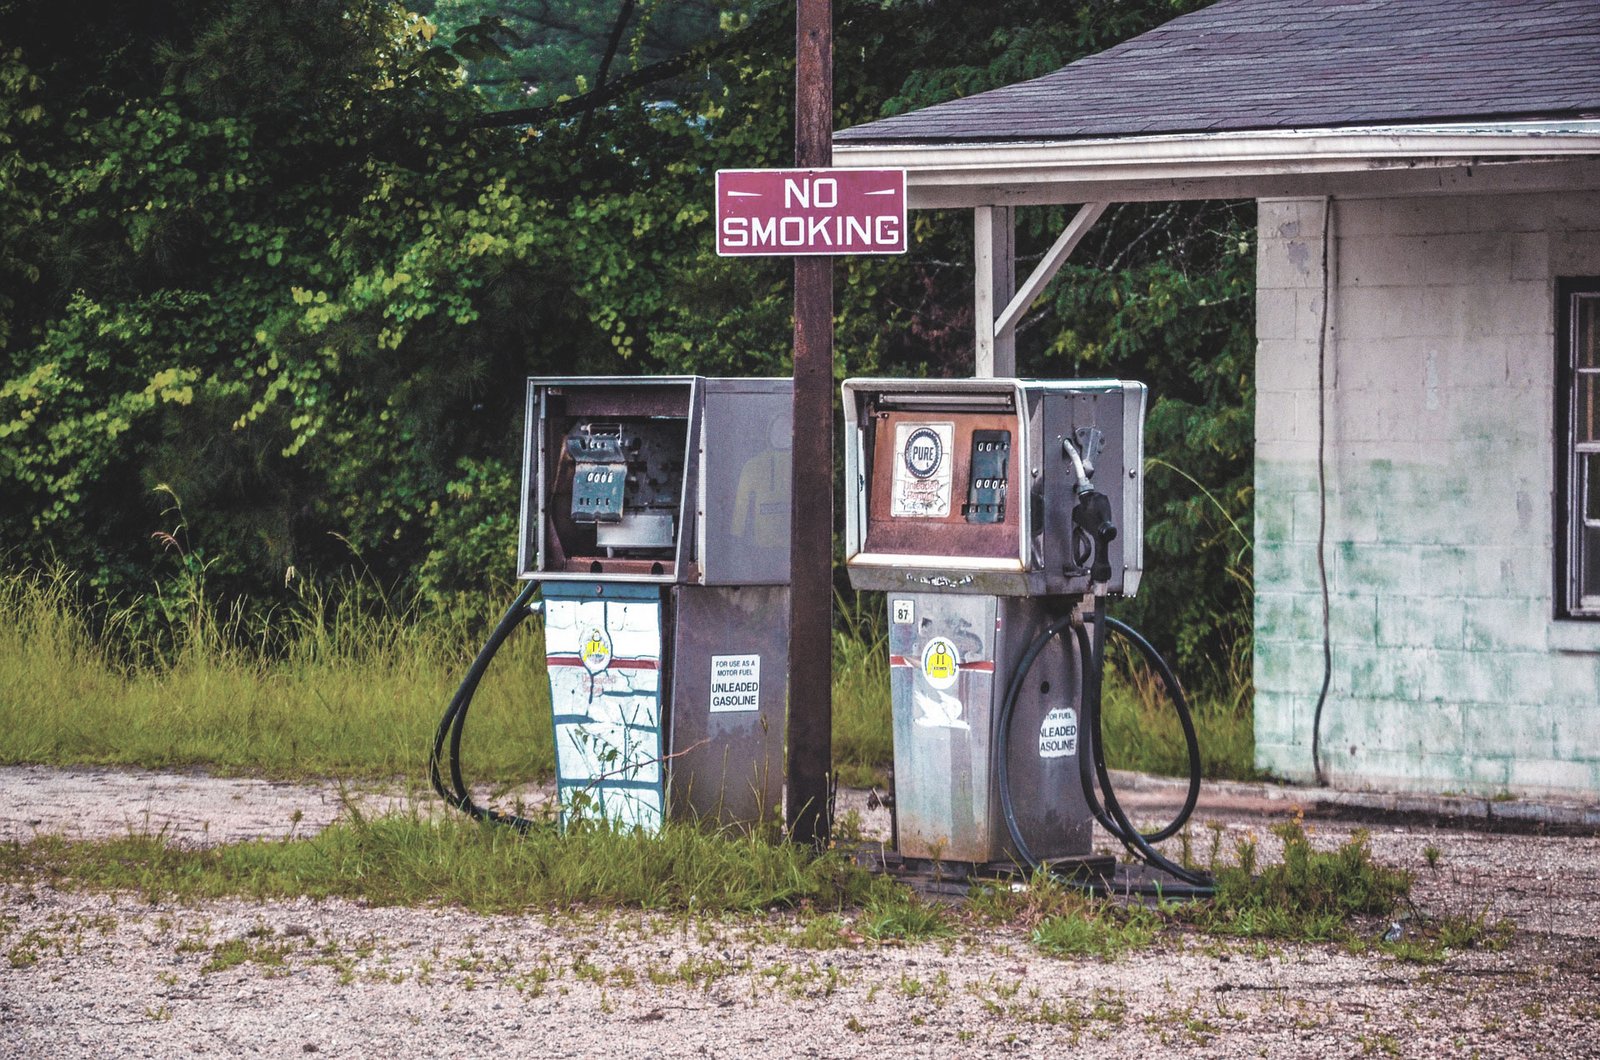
[1064, 437, 1117, 588]
[1072, 490, 1118, 587]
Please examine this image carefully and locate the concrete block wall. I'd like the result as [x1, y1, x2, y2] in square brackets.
[1254, 192, 1600, 797]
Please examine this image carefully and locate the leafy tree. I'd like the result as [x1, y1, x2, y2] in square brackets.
[1, 0, 1249, 684]
[420, 0, 740, 107]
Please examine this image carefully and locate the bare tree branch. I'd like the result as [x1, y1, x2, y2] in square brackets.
[579, 0, 637, 140]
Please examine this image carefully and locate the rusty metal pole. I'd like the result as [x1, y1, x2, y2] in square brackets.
[786, 0, 834, 849]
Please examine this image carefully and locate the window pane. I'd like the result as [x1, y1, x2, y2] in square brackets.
[1580, 297, 1599, 370]
[1589, 454, 1600, 524]
[1580, 374, 1600, 445]
[1585, 523, 1600, 603]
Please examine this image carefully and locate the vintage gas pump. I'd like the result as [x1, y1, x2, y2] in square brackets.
[842, 376, 1206, 887]
[432, 376, 791, 832]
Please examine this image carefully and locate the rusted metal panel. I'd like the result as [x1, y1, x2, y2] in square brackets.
[698, 378, 793, 586]
[667, 585, 789, 825]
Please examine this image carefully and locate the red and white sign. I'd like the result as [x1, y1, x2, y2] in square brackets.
[715, 168, 906, 257]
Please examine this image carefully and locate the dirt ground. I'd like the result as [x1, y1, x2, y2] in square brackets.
[2, 765, 1598, 1059]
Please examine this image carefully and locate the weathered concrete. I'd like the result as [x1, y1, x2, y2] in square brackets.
[1254, 192, 1600, 797]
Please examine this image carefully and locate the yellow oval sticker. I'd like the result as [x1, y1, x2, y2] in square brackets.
[920, 636, 960, 690]
[581, 628, 613, 674]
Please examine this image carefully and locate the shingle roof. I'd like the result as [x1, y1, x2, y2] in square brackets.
[835, 0, 1600, 144]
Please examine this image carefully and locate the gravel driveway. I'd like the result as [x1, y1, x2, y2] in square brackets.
[3, 765, 1597, 1058]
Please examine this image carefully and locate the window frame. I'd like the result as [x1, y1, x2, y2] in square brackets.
[1557, 277, 1600, 620]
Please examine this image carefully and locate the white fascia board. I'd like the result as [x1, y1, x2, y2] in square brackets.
[832, 120, 1600, 204]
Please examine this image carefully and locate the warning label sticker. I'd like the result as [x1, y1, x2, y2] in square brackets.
[1038, 707, 1078, 758]
[709, 654, 761, 713]
[920, 636, 960, 690]
[891, 422, 954, 518]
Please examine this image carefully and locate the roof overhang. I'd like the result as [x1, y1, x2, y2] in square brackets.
[832, 120, 1600, 207]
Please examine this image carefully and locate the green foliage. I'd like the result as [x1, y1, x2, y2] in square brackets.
[420, 0, 742, 108]
[1030, 905, 1159, 959]
[1206, 818, 1413, 940]
[1100, 654, 1257, 781]
[0, 564, 551, 781]
[3, 0, 1255, 693]
[0, 811, 881, 915]
[832, 591, 893, 787]
[858, 883, 954, 941]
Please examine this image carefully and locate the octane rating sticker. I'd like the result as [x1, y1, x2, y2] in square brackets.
[920, 636, 960, 690]
[580, 628, 613, 673]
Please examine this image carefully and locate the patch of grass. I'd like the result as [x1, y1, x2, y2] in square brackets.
[1099, 654, 1256, 781]
[1030, 905, 1159, 959]
[3, 567, 1253, 788]
[857, 883, 953, 942]
[1379, 910, 1514, 963]
[0, 810, 885, 916]
[790, 912, 855, 949]
[1202, 817, 1412, 940]
[0, 566, 550, 782]
[966, 869, 1096, 927]
[832, 593, 892, 788]
[200, 936, 294, 975]
[3, 569, 899, 791]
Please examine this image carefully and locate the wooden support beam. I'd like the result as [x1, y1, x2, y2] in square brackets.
[973, 205, 1015, 378]
[995, 202, 1107, 339]
[786, 0, 833, 850]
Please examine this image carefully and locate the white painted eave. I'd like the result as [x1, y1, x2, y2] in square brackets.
[831, 120, 1600, 206]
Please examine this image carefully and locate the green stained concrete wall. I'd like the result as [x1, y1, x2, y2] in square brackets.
[1254, 194, 1600, 797]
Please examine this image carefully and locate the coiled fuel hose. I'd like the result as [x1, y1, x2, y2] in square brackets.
[430, 581, 543, 832]
[996, 595, 1215, 896]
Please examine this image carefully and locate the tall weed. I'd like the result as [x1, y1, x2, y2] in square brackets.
[0, 566, 550, 782]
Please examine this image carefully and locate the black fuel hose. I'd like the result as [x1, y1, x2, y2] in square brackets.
[995, 598, 1214, 895]
[429, 581, 543, 832]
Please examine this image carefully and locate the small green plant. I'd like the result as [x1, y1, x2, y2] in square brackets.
[791, 913, 853, 950]
[858, 884, 952, 942]
[1380, 910, 1513, 963]
[1204, 816, 1412, 940]
[200, 936, 293, 975]
[1030, 906, 1158, 959]
[1423, 843, 1442, 869]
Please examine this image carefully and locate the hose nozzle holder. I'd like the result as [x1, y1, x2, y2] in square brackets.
[1072, 489, 1118, 586]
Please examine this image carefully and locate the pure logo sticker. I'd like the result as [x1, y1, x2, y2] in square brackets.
[580, 628, 613, 674]
[891, 422, 954, 518]
[920, 636, 960, 690]
[1038, 707, 1078, 758]
[903, 427, 943, 478]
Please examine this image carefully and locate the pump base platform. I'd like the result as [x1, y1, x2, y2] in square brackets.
[846, 844, 1116, 897]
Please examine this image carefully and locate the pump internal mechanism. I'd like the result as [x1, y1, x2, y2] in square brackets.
[562, 420, 686, 553]
[843, 377, 1212, 896]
